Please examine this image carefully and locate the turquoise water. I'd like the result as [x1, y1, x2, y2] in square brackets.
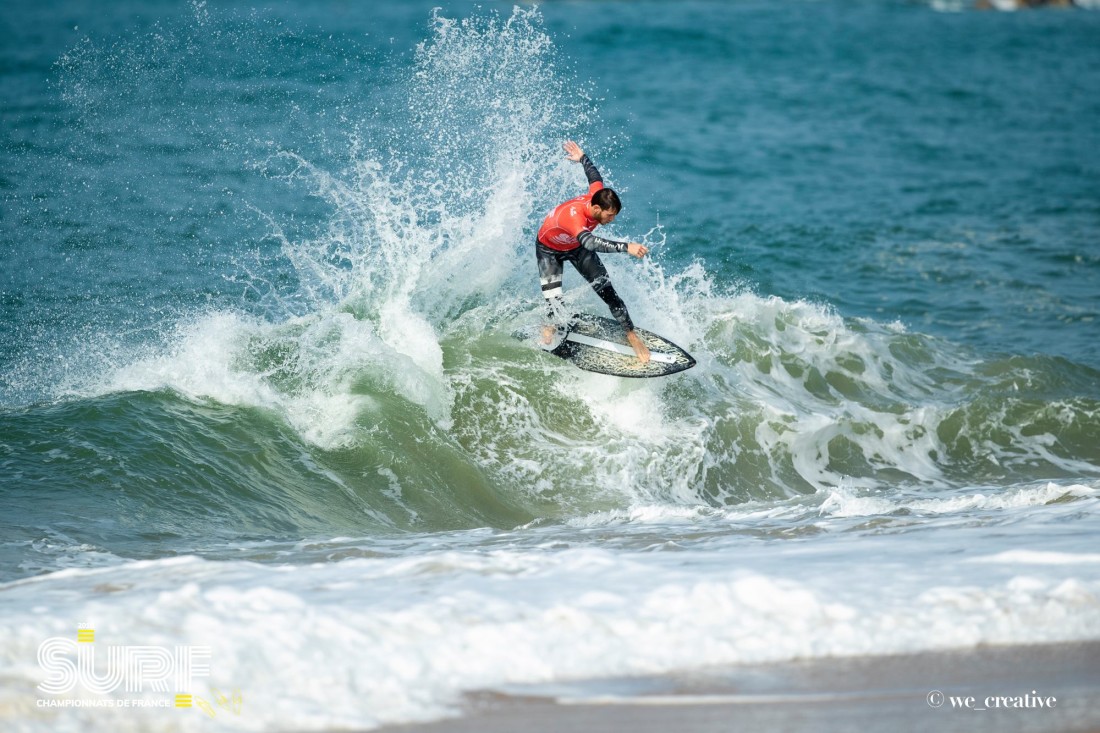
[2, 2, 1100, 730]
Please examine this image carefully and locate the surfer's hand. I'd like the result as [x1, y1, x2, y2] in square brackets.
[563, 140, 584, 162]
[626, 242, 648, 258]
[626, 330, 651, 364]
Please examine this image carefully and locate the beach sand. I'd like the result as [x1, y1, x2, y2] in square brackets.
[377, 641, 1100, 733]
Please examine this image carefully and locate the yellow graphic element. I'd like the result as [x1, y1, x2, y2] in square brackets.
[194, 688, 244, 718]
[212, 687, 244, 715]
[76, 629, 95, 643]
[175, 694, 193, 708]
[196, 696, 216, 719]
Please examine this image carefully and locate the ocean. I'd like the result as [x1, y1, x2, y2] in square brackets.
[2, 0, 1099, 730]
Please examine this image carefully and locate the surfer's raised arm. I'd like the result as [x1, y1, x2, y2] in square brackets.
[563, 140, 602, 185]
[561, 141, 648, 259]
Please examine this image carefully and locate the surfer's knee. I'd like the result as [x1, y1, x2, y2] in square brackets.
[540, 274, 563, 300]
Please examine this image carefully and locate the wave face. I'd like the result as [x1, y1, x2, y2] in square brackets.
[2, 2, 1100, 731]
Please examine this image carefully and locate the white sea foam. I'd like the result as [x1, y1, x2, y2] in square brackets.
[4, 503, 1100, 733]
[819, 482, 1099, 518]
[969, 550, 1100, 565]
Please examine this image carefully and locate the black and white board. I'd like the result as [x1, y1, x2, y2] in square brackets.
[547, 314, 696, 378]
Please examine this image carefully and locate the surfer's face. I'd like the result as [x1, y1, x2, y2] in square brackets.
[590, 205, 618, 225]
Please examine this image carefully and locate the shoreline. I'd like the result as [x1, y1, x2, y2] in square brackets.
[377, 641, 1100, 733]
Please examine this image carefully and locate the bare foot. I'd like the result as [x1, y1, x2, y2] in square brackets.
[626, 330, 651, 364]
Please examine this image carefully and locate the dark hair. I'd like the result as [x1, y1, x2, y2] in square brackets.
[591, 188, 621, 213]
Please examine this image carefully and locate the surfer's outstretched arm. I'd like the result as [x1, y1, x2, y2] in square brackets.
[577, 231, 649, 257]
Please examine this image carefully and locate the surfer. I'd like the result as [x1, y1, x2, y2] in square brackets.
[537, 140, 651, 364]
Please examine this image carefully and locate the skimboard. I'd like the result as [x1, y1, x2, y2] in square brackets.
[544, 314, 695, 378]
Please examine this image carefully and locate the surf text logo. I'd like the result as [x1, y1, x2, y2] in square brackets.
[37, 627, 210, 695]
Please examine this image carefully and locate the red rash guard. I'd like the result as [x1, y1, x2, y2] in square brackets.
[537, 180, 605, 252]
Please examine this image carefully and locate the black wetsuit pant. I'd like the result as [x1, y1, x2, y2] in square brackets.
[536, 238, 634, 332]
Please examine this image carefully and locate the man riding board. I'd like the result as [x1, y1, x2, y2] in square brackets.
[536, 140, 651, 364]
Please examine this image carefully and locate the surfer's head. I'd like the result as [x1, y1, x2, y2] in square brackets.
[590, 188, 621, 225]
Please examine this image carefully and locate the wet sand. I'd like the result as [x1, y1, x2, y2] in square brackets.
[377, 641, 1100, 733]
